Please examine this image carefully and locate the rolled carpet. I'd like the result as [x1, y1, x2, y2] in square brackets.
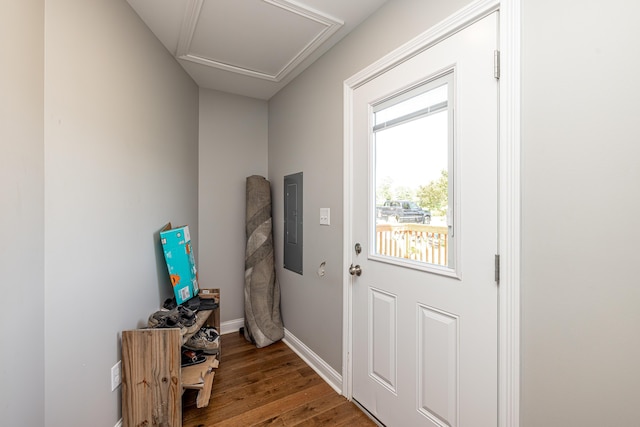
[244, 175, 284, 347]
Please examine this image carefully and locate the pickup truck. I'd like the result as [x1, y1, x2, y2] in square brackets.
[376, 200, 431, 224]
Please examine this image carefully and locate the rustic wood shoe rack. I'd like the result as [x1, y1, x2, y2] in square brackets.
[121, 288, 220, 427]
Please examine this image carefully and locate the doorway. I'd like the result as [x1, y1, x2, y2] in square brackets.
[343, 4, 512, 426]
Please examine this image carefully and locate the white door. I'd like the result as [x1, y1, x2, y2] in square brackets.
[350, 13, 499, 427]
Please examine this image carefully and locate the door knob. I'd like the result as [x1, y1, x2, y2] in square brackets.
[349, 264, 362, 276]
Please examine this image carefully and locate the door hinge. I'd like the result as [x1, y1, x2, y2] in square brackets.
[495, 254, 500, 284]
[494, 50, 500, 80]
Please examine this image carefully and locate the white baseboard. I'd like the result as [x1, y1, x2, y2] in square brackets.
[220, 318, 244, 335]
[218, 320, 342, 394]
[114, 419, 122, 427]
[283, 328, 343, 395]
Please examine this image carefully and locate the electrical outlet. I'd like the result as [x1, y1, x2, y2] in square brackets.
[111, 360, 122, 391]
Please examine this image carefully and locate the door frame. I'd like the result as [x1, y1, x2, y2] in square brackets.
[341, 0, 521, 426]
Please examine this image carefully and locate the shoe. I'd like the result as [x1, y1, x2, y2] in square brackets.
[162, 297, 177, 310]
[200, 326, 219, 341]
[198, 298, 219, 311]
[148, 305, 200, 335]
[181, 348, 207, 367]
[177, 306, 199, 334]
[148, 309, 187, 335]
[183, 326, 220, 354]
[181, 296, 201, 311]
[148, 308, 173, 328]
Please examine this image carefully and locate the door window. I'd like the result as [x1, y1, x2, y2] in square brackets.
[372, 72, 455, 273]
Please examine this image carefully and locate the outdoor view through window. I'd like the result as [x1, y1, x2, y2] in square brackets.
[373, 74, 453, 269]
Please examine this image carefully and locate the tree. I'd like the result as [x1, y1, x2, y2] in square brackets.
[417, 170, 448, 215]
[394, 186, 415, 201]
[376, 176, 417, 205]
[376, 176, 394, 205]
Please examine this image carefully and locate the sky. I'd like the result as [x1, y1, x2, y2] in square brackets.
[374, 110, 449, 192]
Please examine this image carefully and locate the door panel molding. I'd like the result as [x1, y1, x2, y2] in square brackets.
[342, 1, 521, 426]
[369, 287, 398, 393]
[417, 304, 459, 427]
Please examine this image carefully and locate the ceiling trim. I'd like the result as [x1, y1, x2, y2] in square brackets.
[175, 0, 344, 82]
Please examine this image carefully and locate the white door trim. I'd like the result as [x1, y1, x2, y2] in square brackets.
[497, 0, 521, 426]
[341, 0, 521, 426]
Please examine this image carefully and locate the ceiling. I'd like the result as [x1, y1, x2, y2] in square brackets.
[126, 0, 389, 100]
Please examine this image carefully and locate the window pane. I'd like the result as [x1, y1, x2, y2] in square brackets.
[373, 79, 452, 269]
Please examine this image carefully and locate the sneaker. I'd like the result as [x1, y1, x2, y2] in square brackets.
[183, 326, 220, 354]
[201, 326, 219, 341]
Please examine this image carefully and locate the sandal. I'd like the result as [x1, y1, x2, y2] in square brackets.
[148, 309, 188, 335]
[148, 306, 199, 335]
[181, 348, 206, 367]
[177, 306, 199, 334]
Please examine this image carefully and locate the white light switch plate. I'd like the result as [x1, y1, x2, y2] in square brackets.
[320, 208, 330, 225]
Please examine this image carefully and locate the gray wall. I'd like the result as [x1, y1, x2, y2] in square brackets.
[0, 1, 45, 426]
[268, 0, 472, 372]
[521, 1, 640, 425]
[42, 1, 198, 426]
[199, 89, 268, 324]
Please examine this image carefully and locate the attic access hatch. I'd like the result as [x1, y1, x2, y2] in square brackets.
[284, 172, 303, 274]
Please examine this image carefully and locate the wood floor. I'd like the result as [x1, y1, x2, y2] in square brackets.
[182, 331, 377, 427]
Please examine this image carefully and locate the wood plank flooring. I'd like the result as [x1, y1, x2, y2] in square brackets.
[182, 331, 377, 426]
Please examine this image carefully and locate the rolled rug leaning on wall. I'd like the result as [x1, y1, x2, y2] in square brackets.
[244, 175, 284, 348]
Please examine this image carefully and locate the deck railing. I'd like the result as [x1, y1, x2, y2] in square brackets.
[375, 223, 449, 266]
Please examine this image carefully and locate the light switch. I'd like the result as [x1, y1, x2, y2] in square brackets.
[320, 208, 330, 225]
